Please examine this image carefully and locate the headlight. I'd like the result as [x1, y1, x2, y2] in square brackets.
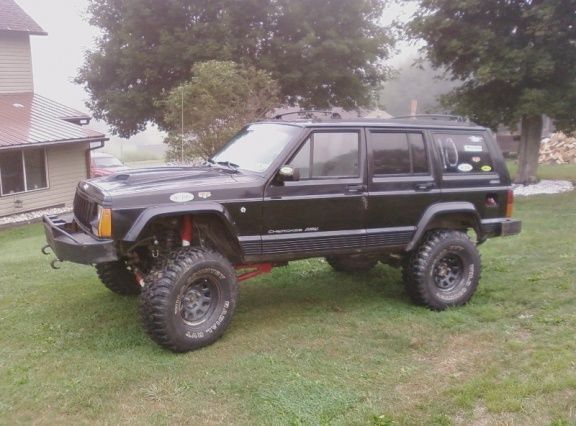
[92, 206, 112, 238]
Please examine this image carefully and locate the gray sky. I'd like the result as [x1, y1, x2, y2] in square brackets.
[17, 0, 418, 147]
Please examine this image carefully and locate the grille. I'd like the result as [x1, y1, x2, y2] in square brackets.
[73, 192, 97, 229]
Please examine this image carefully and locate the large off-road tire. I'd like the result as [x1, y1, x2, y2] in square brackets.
[95, 261, 141, 296]
[139, 247, 238, 352]
[326, 255, 377, 273]
[401, 256, 424, 306]
[403, 230, 481, 310]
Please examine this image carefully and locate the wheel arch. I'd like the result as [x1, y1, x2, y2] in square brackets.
[123, 203, 242, 260]
[406, 202, 483, 252]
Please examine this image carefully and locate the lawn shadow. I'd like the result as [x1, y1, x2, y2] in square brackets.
[235, 263, 415, 323]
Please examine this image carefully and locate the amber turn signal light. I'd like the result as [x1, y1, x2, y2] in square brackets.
[97, 207, 112, 238]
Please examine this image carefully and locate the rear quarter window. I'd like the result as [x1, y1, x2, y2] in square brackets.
[433, 133, 494, 174]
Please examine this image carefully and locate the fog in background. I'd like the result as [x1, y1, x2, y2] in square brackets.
[16, 0, 447, 161]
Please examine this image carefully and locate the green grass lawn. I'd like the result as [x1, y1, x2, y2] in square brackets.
[507, 161, 576, 182]
[1, 193, 576, 425]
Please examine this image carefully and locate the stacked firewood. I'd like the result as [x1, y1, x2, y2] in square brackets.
[539, 132, 576, 164]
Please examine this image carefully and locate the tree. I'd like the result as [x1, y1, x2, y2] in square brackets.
[77, 0, 392, 138]
[162, 61, 279, 161]
[409, 0, 576, 184]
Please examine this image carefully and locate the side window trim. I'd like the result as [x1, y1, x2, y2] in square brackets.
[368, 129, 432, 178]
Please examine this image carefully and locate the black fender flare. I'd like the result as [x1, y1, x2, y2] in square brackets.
[123, 202, 239, 242]
[406, 202, 483, 251]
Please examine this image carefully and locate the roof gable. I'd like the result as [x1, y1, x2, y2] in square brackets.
[0, 0, 46, 35]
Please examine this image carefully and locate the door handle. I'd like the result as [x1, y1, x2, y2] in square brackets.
[414, 182, 435, 192]
[346, 184, 366, 194]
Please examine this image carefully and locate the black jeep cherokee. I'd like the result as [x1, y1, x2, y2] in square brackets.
[43, 115, 521, 352]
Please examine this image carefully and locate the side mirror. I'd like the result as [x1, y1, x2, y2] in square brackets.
[278, 165, 300, 182]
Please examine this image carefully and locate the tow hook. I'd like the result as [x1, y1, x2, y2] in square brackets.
[42, 245, 63, 269]
[50, 258, 63, 270]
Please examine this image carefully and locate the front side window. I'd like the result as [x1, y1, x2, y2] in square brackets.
[433, 133, 494, 174]
[288, 131, 360, 179]
[0, 148, 48, 195]
[370, 132, 429, 175]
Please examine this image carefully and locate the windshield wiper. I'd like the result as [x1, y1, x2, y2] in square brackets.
[206, 159, 240, 173]
[217, 161, 240, 169]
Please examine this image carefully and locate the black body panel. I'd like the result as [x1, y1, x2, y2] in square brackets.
[42, 118, 521, 266]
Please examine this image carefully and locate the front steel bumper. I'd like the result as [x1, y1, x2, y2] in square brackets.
[43, 213, 118, 265]
[481, 218, 522, 238]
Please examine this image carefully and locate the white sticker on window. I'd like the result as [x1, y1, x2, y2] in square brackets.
[469, 136, 483, 143]
[464, 145, 483, 152]
[458, 163, 473, 172]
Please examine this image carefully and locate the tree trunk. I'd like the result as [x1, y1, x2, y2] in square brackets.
[515, 114, 543, 185]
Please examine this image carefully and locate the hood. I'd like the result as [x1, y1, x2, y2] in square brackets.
[79, 166, 263, 208]
[90, 166, 239, 194]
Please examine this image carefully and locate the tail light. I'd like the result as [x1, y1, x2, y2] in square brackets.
[505, 189, 514, 218]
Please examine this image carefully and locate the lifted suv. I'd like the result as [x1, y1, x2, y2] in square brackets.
[43, 115, 521, 352]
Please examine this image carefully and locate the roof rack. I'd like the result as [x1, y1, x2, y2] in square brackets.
[392, 114, 469, 123]
[273, 110, 342, 120]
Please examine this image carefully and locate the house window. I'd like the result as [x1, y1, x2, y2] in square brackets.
[0, 148, 48, 195]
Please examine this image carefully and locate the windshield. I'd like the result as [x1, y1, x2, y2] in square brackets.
[94, 156, 124, 168]
[211, 124, 302, 172]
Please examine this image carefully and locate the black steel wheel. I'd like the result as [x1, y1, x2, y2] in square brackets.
[403, 230, 481, 310]
[178, 276, 219, 326]
[326, 255, 377, 273]
[139, 247, 238, 352]
[95, 261, 141, 296]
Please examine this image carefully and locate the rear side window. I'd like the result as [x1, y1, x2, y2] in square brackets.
[370, 132, 429, 175]
[288, 131, 360, 179]
[433, 133, 494, 174]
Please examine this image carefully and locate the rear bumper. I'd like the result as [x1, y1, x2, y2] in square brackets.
[43, 213, 118, 265]
[482, 218, 522, 238]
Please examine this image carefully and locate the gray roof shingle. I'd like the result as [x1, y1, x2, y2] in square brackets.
[0, 0, 46, 35]
[0, 93, 106, 148]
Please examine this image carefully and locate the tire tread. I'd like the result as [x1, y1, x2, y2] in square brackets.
[96, 261, 141, 296]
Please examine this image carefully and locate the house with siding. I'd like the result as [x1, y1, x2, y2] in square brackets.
[0, 0, 106, 217]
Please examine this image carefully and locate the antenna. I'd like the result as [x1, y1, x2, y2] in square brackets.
[181, 86, 184, 164]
